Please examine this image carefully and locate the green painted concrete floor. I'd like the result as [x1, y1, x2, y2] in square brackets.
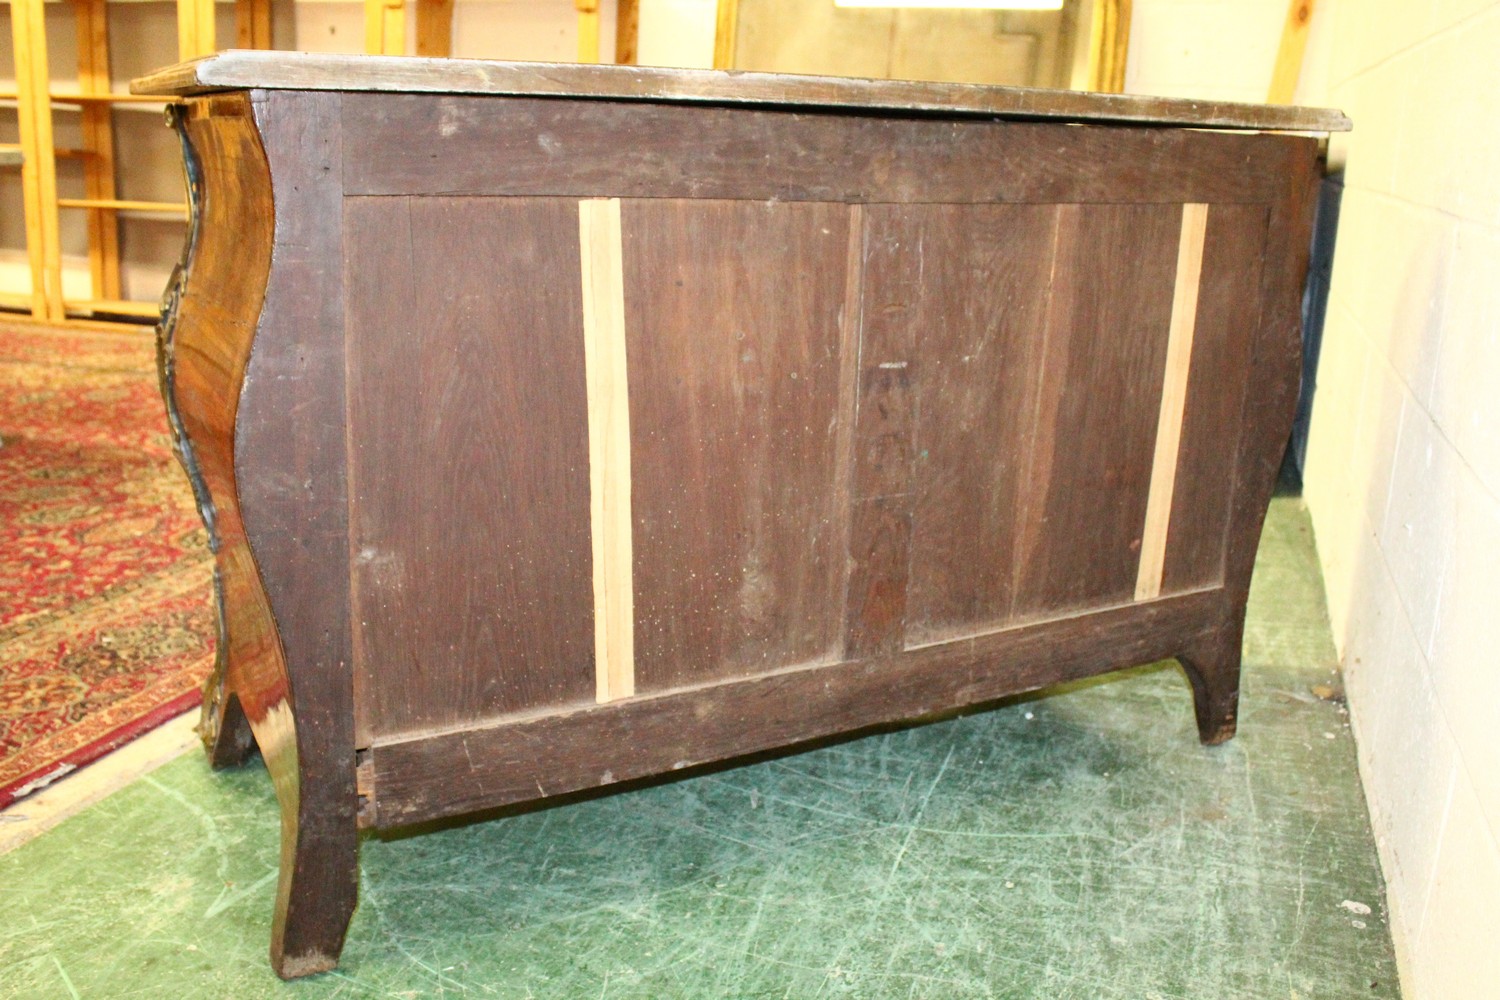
[1, 498, 1398, 999]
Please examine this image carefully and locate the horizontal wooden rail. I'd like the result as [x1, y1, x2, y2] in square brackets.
[366, 587, 1227, 828]
[43, 92, 179, 105]
[65, 297, 160, 319]
[58, 197, 188, 214]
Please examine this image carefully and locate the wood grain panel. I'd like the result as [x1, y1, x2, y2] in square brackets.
[366, 587, 1224, 828]
[1161, 203, 1272, 593]
[1135, 203, 1210, 602]
[341, 93, 1287, 206]
[872, 204, 1061, 646]
[843, 206, 917, 657]
[1010, 203, 1182, 619]
[579, 198, 635, 703]
[345, 196, 595, 738]
[621, 199, 850, 690]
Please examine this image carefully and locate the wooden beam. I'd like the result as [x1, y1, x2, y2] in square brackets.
[66, 297, 162, 319]
[713, 0, 738, 70]
[415, 0, 452, 57]
[73, 0, 122, 303]
[177, 0, 217, 60]
[11, 0, 62, 320]
[1086, 0, 1132, 94]
[578, 198, 635, 704]
[574, 0, 600, 64]
[1268, 0, 1315, 104]
[365, 0, 405, 55]
[58, 198, 189, 214]
[236, 0, 273, 49]
[614, 0, 639, 65]
[1136, 202, 1209, 602]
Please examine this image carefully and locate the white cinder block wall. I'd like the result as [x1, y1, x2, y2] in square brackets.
[1127, 2, 1500, 995]
[1301, 1, 1500, 996]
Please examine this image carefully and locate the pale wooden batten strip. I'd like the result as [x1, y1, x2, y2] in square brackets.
[580, 198, 636, 703]
[1135, 202, 1209, 601]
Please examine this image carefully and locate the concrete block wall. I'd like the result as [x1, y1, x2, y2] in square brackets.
[1302, 2, 1500, 996]
[1127, 3, 1500, 993]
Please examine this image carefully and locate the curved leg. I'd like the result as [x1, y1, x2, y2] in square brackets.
[163, 94, 360, 979]
[266, 757, 360, 979]
[1178, 622, 1244, 745]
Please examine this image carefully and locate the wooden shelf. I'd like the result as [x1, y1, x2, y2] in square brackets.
[50, 92, 178, 105]
[66, 297, 160, 319]
[0, 91, 175, 104]
[58, 197, 188, 215]
[0, 143, 23, 167]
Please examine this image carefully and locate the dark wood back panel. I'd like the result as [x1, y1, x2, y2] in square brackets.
[1161, 203, 1270, 594]
[870, 204, 1060, 646]
[344, 196, 596, 739]
[330, 92, 1310, 733]
[622, 199, 852, 691]
[340, 94, 1292, 206]
[1005, 203, 1182, 619]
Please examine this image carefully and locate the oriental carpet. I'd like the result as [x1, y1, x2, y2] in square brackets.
[0, 320, 213, 808]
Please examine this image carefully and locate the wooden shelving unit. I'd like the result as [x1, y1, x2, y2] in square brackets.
[1, 0, 266, 328]
[4, 0, 629, 330]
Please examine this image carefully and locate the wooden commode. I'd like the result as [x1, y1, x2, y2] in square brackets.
[133, 51, 1349, 978]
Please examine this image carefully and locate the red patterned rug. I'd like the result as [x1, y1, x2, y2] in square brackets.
[0, 321, 214, 809]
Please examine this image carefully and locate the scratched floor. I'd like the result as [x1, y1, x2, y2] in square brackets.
[0, 497, 1398, 999]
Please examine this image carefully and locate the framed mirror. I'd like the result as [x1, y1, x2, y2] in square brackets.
[713, 0, 1130, 92]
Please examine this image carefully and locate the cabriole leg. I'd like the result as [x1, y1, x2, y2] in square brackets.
[1178, 623, 1245, 745]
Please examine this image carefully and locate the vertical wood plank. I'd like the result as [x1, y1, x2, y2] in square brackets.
[235, 0, 273, 49]
[364, 0, 405, 55]
[1135, 202, 1208, 601]
[830, 204, 864, 658]
[622, 199, 850, 690]
[886, 204, 1060, 645]
[346, 196, 595, 737]
[73, 0, 121, 303]
[1268, 0, 1316, 103]
[1161, 203, 1271, 593]
[579, 199, 634, 703]
[712, 0, 738, 69]
[415, 0, 453, 57]
[1086, 0, 1133, 94]
[177, 0, 217, 59]
[575, 0, 601, 63]
[11, 0, 61, 319]
[614, 0, 640, 64]
[1010, 202, 1181, 619]
[843, 206, 922, 657]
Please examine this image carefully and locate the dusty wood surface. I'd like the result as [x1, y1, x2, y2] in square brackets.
[369, 589, 1225, 827]
[132, 49, 1351, 132]
[340, 93, 1304, 206]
